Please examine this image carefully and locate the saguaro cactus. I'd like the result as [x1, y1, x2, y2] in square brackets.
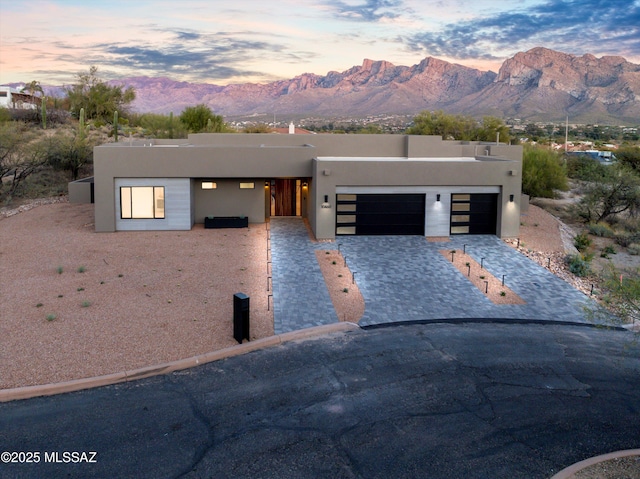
[113, 110, 119, 142]
[79, 108, 86, 138]
[41, 97, 47, 129]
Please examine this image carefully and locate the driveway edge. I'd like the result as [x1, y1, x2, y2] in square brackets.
[550, 449, 640, 478]
[0, 322, 360, 403]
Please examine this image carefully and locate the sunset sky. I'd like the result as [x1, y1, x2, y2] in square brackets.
[1, 0, 639, 86]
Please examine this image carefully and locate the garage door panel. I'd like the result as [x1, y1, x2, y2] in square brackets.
[336, 193, 425, 236]
[450, 193, 497, 235]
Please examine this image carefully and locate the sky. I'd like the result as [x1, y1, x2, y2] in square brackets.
[1, 0, 639, 86]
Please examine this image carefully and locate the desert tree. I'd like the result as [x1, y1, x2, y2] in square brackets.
[65, 66, 135, 122]
[0, 122, 50, 200]
[179, 104, 228, 133]
[521, 145, 568, 198]
[575, 164, 640, 224]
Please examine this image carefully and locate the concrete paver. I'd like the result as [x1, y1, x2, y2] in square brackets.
[270, 218, 593, 331]
[269, 218, 336, 333]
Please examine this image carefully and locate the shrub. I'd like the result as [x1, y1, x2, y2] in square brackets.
[587, 223, 614, 238]
[602, 245, 616, 255]
[574, 233, 592, 252]
[615, 233, 634, 248]
[522, 145, 568, 198]
[628, 244, 640, 256]
[46, 313, 57, 322]
[56, 266, 64, 274]
[566, 254, 591, 277]
[77, 265, 86, 273]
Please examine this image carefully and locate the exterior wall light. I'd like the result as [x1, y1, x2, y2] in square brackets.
[302, 181, 308, 187]
[321, 194, 331, 209]
[436, 194, 441, 202]
[509, 194, 514, 202]
[265, 181, 269, 187]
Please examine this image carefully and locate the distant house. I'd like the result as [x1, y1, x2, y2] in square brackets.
[0, 86, 40, 109]
[71, 133, 523, 239]
[566, 150, 616, 164]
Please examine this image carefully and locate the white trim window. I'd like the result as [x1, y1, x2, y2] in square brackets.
[120, 186, 165, 219]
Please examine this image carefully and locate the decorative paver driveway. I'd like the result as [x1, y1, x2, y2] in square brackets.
[338, 235, 593, 327]
[270, 218, 593, 332]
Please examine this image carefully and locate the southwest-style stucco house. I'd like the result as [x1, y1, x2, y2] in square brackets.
[70, 133, 523, 239]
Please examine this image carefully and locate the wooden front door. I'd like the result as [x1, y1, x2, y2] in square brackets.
[274, 179, 296, 216]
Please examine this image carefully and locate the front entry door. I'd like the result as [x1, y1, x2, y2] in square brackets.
[274, 179, 296, 216]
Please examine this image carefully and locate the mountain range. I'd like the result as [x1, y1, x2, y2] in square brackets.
[36, 47, 640, 123]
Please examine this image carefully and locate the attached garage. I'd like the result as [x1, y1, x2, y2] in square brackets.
[450, 193, 498, 235]
[335, 193, 425, 235]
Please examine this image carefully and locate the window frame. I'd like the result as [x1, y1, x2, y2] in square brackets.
[120, 186, 165, 219]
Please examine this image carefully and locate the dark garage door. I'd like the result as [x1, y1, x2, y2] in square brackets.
[450, 193, 498, 235]
[336, 194, 425, 235]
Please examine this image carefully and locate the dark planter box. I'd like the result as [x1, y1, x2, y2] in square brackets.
[204, 216, 248, 228]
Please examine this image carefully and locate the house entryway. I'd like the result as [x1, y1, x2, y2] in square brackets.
[269, 179, 304, 216]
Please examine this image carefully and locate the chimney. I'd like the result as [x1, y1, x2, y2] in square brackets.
[288, 122, 295, 134]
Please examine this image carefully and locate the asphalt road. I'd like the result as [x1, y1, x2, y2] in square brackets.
[1, 321, 639, 479]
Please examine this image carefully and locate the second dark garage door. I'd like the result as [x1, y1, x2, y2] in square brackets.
[336, 194, 425, 235]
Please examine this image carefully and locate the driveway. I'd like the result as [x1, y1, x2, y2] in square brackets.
[270, 218, 593, 332]
[1, 322, 638, 478]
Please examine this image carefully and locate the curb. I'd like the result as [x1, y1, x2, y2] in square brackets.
[550, 449, 640, 478]
[0, 322, 360, 403]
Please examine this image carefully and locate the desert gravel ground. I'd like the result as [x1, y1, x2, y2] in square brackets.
[1, 200, 580, 389]
[0, 201, 273, 389]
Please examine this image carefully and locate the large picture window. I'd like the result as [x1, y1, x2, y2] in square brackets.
[120, 186, 165, 219]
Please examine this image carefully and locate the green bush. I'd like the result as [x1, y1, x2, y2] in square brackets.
[566, 155, 608, 181]
[587, 223, 614, 238]
[566, 254, 591, 277]
[628, 244, 640, 256]
[522, 145, 568, 198]
[574, 233, 592, 252]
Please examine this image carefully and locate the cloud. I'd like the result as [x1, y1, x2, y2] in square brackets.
[324, 0, 407, 22]
[402, 0, 640, 61]
[43, 27, 316, 82]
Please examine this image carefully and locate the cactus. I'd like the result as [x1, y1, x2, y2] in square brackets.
[113, 110, 119, 142]
[41, 96, 47, 129]
[79, 107, 86, 138]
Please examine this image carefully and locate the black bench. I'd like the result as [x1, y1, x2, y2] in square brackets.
[204, 216, 248, 228]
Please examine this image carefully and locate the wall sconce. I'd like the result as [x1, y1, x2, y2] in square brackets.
[302, 181, 308, 188]
[321, 194, 331, 208]
[264, 181, 269, 187]
[436, 194, 441, 202]
[509, 194, 514, 202]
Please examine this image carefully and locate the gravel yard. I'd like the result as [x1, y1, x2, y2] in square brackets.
[0, 201, 273, 389]
[0, 199, 597, 389]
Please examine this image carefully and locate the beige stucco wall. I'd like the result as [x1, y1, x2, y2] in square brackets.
[312, 156, 521, 240]
[193, 179, 265, 224]
[93, 134, 522, 237]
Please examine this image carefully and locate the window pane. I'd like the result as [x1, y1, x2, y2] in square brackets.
[239, 182, 255, 189]
[202, 182, 217, 189]
[451, 203, 470, 212]
[154, 187, 165, 218]
[336, 226, 356, 235]
[337, 204, 356, 212]
[451, 215, 470, 222]
[452, 194, 471, 201]
[451, 226, 470, 234]
[337, 194, 356, 201]
[131, 187, 154, 218]
[121, 187, 132, 218]
[336, 215, 356, 223]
